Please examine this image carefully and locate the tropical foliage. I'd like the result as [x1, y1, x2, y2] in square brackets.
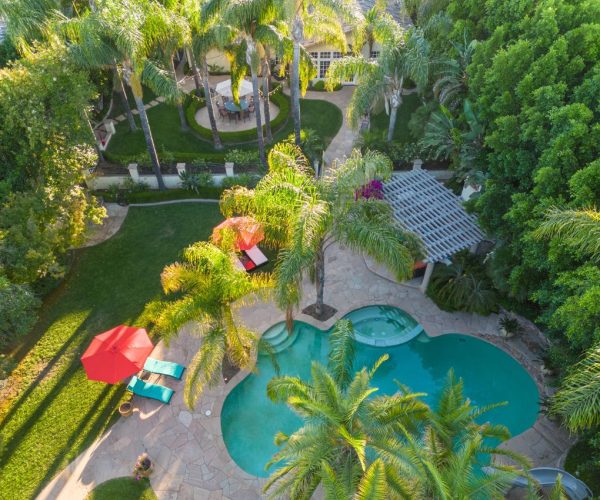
[145, 241, 272, 407]
[0, 45, 105, 286]
[327, 20, 430, 141]
[427, 251, 498, 316]
[265, 319, 529, 498]
[221, 142, 422, 319]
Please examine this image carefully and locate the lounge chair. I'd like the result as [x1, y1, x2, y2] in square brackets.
[245, 245, 268, 266]
[144, 357, 185, 380]
[127, 376, 174, 404]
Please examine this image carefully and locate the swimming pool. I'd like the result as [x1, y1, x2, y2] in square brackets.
[221, 307, 540, 477]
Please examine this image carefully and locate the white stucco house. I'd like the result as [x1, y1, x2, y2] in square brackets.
[205, 0, 411, 83]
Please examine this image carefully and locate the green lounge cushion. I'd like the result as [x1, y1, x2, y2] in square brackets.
[127, 376, 174, 404]
[144, 357, 186, 380]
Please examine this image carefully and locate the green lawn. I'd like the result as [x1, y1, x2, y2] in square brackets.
[369, 93, 421, 143]
[86, 477, 157, 500]
[106, 98, 343, 161]
[0, 204, 223, 499]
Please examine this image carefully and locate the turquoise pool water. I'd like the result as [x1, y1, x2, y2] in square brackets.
[221, 307, 540, 477]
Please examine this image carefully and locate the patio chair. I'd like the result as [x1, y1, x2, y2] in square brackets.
[244, 245, 268, 267]
[248, 103, 255, 113]
[127, 376, 174, 404]
[242, 109, 251, 121]
[227, 110, 237, 122]
[218, 106, 228, 120]
[143, 357, 186, 380]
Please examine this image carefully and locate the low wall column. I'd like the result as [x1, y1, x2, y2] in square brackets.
[225, 162, 235, 177]
[127, 163, 139, 183]
[419, 261, 435, 294]
[176, 163, 186, 187]
[412, 159, 423, 171]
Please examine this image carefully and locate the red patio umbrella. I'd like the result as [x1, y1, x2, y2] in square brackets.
[81, 325, 153, 384]
[212, 216, 264, 251]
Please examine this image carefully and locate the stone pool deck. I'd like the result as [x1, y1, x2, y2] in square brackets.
[38, 242, 572, 500]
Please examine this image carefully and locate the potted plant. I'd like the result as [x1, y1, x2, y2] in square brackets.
[119, 400, 133, 417]
[499, 315, 523, 338]
[133, 453, 153, 479]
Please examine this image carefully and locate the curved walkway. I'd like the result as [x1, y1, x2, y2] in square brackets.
[38, 234, 569, 500]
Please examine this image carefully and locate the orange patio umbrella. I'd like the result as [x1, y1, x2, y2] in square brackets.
[81, 325, 153, 384]
[212, 216, 264, 251]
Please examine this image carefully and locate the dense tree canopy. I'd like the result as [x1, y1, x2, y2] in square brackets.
[0, 45, 104, 284]
[417, 0, 600, 360]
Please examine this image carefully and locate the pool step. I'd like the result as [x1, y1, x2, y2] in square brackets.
[260, 323, 298, 354]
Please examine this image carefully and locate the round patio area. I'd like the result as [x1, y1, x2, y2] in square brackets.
[194, 100, 280, 132]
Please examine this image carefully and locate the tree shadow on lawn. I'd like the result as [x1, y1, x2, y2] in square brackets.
[0, 204, 223, 498]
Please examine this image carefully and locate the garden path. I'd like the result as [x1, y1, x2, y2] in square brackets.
[81, 203, 128, 247]
[38, 237, 570, 500]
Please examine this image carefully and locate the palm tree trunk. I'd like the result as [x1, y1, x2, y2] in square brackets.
[186, 46, 203, 96]
[201, 58, 223, 150]
[248, 45, 266, 167]
[113, 65, 136, 131]
[291, 16, 303, 146]
[314, 243, 325, 316]
[171, 57, 189, 132]
[262, 57, 273, 143]
[387, 104, 399, 142]
[387, 76, 403, 142]
[127, 75, 166, 190]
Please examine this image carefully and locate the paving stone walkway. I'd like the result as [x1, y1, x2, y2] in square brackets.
[39, 232, 571, 500]
[81, 203, 128, 247]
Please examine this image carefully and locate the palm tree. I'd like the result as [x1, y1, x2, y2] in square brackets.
[265, 322, 528, 498]
[282, 0, 355, 145]
[536, 207, 600, 262]
[0, 0, 139, 132]
[221, 142, 422, 319]
[147, 2, 191, 131]
[264, 319, 430, 498]
[394, 371, 531, 497]
[146, 241, 272, 408]
[432, 31, 478, 109]
[191, 18, 233, 150]
[550, 345, 600, 432]
[204, 0, 291, 166]
[58, 0, 181, 189]
[327, 23, 430, 142]
[536, 207, 600, 432]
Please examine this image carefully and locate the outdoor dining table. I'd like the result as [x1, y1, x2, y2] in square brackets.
[224, 100, 249, 113]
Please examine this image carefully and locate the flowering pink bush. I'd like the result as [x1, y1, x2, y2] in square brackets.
[355, 179, 384, 200]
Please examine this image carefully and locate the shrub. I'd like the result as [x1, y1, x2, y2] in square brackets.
[309, 80, 342, 91]
[221, 174, 261, 189]
[0, 354, 16, 380]
[224, 149, 260, 165]
[122, 178, 150, 193]
[93, 187, 224, 203]
[427, 251, 498, 316]
[0, 277, 41, 349]
[179, 170, 214, 193]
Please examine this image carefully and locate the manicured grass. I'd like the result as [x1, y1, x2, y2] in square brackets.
[369, 93, 421, 143]
[106, 98, 343, 162]
[86, 477, 157, 500]
[0, 204, 223, 499]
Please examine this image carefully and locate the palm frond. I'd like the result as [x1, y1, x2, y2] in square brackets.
[535, 207, 600, 262]
[327, 319, 356, 389]
[551, 343, 600, 431]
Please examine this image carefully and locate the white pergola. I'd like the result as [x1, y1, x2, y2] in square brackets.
[384, 168, 485, 292]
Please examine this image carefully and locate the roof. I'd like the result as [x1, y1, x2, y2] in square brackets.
[384, 169, 485, 263]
